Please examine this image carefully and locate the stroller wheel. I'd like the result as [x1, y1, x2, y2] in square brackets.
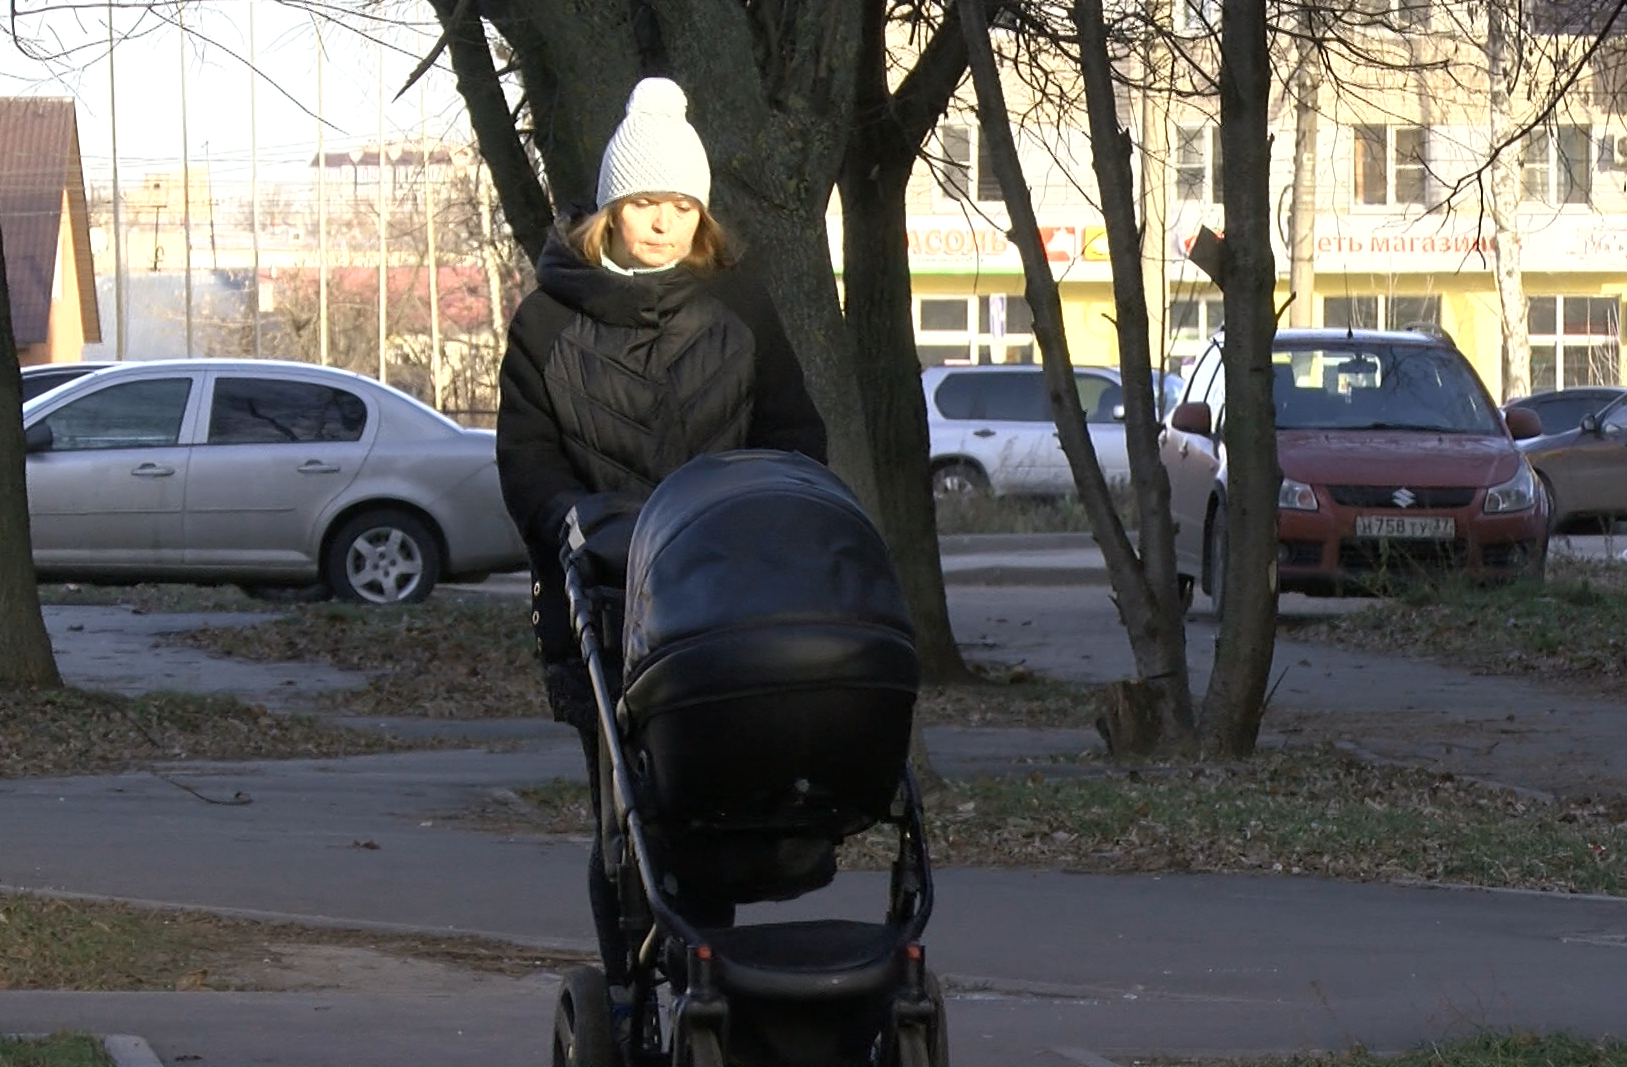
[882, 971, 949, 1067]
[680, 1029, 724, 1067]
[553, 966, 617, 1067]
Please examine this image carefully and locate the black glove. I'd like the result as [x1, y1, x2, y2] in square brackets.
[544, 661, 596, 729]
[559, 493, 643, 586]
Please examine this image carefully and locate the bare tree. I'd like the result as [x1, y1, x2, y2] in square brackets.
[956, 0, 1198, 754]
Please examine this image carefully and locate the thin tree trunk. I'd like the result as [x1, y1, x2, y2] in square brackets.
[1071, 0, 1195, 742]
[1487, 2, 1530, 402]
[840, 0, 971, 685]
[1200, 0, 1277, 757]
[0, 223, 63, 689]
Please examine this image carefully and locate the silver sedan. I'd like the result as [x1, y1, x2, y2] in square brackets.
[22, 359, 527, 604]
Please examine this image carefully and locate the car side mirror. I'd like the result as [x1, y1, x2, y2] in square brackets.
[1579, 413, 1601, 436]
[24, 422, 53, 454]
[1504, 407, 1543, 441]
[1169, 401, 1212, 436]
[1112, 404, 1126, 421]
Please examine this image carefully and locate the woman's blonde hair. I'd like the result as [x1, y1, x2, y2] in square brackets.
[568, 196, 733, 274]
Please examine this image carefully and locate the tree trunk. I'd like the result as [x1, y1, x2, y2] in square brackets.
[1200, 0, 1278, 758]
[839, 0, 971, 685]
[0, 224, 63, 689]
[1487, 2, 1530, 402]
[1070, 0, 1195, 743]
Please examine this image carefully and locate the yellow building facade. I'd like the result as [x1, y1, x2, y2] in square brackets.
[831, 24, 1627, 401]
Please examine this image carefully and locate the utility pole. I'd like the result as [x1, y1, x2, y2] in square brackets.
[180, 4, 194, 357]
[203, 141, 218, 270]
[1139, 44, 1170, 379]
[317, 20, 328, 366]
[108, 0, 126, 362]
[1287, 10, 1319, 329]
[250, 0, 262, 359]
[377, 42, 389, 386]
[422, 82, 442, 409]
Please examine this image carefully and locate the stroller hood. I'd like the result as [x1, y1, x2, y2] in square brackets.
[621, 450, 917, 705]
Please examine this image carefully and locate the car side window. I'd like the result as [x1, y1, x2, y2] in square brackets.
[1603, 401, 1627, 435]
[1183, 345, 1222, 409]
[935, 372, 1049, 422]
[208, 378, 368, 445]
[1076, 374, 1120, 424]
[41, 378, 193, 451]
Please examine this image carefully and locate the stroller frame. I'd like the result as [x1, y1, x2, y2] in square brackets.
[558, 539, 942, 1067]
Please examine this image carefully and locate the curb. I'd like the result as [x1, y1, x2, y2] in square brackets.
[943, 565, 1110, 587]
[105, 1035, 165, 1067]
[938, 532, 1094, 555]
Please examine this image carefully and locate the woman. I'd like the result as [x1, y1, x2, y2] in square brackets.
[494, 76, 827, 1014]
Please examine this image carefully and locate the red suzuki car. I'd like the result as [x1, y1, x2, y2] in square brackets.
[1160, 328, 1549, 616]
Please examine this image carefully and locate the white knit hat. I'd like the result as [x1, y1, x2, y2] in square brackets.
[597, 78, 712, 209]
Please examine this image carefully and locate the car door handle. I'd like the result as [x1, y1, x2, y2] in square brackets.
[131, 463, 175, 478]
[297, 461, 342, 475]
[972, 429, 996, 438]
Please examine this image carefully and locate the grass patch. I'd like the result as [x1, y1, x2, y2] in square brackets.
[915, 672, 1102, 729]
[175, 599, 540, 720]
[1284, 557, 1627, 690]
[0, 688, 446, 780]
[0, 894, 574, 992]
[36, 582, 267, 613]
[1144, 1033, 1627, 1067]
[0, 1034, 112, 1067]
[935, 494, 1096, 535]
[509, 748, 1627, 894]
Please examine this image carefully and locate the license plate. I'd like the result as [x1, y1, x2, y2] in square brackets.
[1354, 515, 1455, 539]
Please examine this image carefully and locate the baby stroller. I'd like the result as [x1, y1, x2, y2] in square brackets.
[552, 450, 946, 1067]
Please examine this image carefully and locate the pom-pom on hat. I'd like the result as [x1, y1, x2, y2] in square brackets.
[597, 78, 712, 209]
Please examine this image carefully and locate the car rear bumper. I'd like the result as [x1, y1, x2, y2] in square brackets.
[1276, 500, 1547, 594]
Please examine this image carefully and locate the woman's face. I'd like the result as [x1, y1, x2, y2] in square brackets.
[609, 195, 702, 269]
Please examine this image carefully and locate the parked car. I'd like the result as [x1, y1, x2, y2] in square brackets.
[22, 359, 527, 603]
[20, 362, 115, 404]
[1506, 387, 1627, 436]
[925, 364, 1184, 497]
[1520, 391, 1627, 534]
[1161, 329, 1549, 617]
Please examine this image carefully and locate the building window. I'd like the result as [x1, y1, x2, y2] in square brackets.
[1176, 0, 1219, 32]
[1168, 296, 1225, 375]
[1529, 296, 1621, 389]
[1354, 125, 1428, 205]
[936, 124, 1003, 204]
[914, 295, 1034, 365]
[1521, 126, 1592, 205]
[1175, 126, 1223, 203]
[1323, 295, 1441, 331]
[1355, 0, 1431, 29]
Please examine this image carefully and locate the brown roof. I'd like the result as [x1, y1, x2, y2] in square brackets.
[0, 97, 100, 346]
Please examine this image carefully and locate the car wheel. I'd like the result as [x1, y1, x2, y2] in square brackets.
[932, 462, 990, 499]
[1537, 472, 1559, 536]
[325, 510, 442, 605]
[1207, 501, 1228, 621]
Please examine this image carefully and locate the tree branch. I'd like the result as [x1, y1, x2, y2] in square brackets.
[429, 0, 554, 261]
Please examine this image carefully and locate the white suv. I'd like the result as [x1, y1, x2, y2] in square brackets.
[923, 364, 1182, 496]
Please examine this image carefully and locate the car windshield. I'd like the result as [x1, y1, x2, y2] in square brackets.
[1271, 344, 1502, 435]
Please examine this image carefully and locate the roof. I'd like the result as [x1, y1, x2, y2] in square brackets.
[0, 97, 100, 346]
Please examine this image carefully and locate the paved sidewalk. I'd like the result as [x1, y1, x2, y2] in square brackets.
[7, 544, 1627, 1066]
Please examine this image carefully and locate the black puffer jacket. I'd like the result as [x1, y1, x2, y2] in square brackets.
[496, 228, 828, 557]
